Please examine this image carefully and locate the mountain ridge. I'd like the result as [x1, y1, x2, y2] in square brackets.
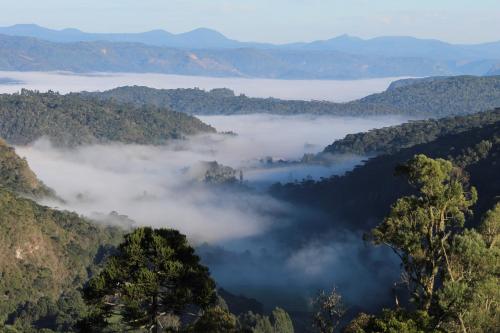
[2, 24, 500, 56]
[1, 24, 500, 79]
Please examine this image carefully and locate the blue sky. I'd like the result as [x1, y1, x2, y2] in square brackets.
[2, 0, 500, 43]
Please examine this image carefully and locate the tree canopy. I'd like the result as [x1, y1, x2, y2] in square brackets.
[79, 227, 216, 332]
[353, 155, 500, 332]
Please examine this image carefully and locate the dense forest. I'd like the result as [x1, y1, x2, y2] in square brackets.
[0, 90, 215, 146]
[83, 75, 500, 117]
[322, 108, 500, 155]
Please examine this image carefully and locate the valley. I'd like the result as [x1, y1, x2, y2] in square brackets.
[0, 7, 499, 331]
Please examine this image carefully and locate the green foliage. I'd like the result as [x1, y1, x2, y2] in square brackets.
[270, 308, 294, 333]
[85, 75, 500, 117]
[6, 291, 86, 332]
[343, 309, 438, 333]
[357, 155, 499, 332]
[188, 306, 239, 333]
[435, 203, 500, 332]
[0, 90, 215, 146]
[371, 155, 477, 310]
[237, 308, 294, 333]
[80, 227, 216, 332]
[479, 202, 500, 248]
[323, 109, 500, 156]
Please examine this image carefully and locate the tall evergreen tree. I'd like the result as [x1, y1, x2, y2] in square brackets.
[79, 227, 216, 332]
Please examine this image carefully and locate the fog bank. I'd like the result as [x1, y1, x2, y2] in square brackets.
[0, 71, 407, 102]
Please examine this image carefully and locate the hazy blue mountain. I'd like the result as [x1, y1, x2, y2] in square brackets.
[0, 24, 270, 49]
[288, 35, 500, 60]
[2, 25, 500, 78]
[0, 33, 488, 79]
[2, 24, 500, 61]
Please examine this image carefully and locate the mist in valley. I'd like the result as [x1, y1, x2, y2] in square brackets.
[15, 113, 407, 312]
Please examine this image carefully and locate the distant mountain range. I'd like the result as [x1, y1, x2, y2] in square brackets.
[3, 24, 500, 59]
[0, 24, 264, 49]
[1, 24, 500, 79]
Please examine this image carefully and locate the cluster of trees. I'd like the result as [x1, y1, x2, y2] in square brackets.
[0, 90, 215, 146]
[83, 75, 500, 117]
[295, 155, 499, 332]
[322, 108, 500, 156]
[340, 155, 499, 332]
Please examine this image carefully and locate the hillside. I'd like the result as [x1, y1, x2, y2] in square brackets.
[350, 75, 500, 117]
[0, 142, 123, 329]
[0, 34, 496, 79]
[0, 90, 215, 146]
[323, 108, 500, 156]
[85, 75, 500, 117]
[271, 121, 500, 236]
[0, 190, 123, 325]
[0, 139, 53, 197]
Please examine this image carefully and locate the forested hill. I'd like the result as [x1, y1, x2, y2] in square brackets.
[0, 141, 124, 328]
[271, 121, 500, 234]
[84, 75, 500, 117]
[0, 90, 215, 146]
[323, 108, 500, 156]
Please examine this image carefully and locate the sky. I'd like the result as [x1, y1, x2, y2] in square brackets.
[1, 0, 500, 44]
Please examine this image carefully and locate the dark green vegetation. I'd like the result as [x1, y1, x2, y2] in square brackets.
[80, 227, 216, 332]
[343, 156, 499, 332]
[0, 90, 215, 146]
[85, 75, 500, 117]
[323, 108, 500, 156]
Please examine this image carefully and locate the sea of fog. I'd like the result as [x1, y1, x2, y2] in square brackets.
[0, 71, 407, 101]
[17, 114, 407, 243]
[16, 114, 406, 311]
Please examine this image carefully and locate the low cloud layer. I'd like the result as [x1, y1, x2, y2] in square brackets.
[16, 114, 406, 310]
[0, 71, 404, 102]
